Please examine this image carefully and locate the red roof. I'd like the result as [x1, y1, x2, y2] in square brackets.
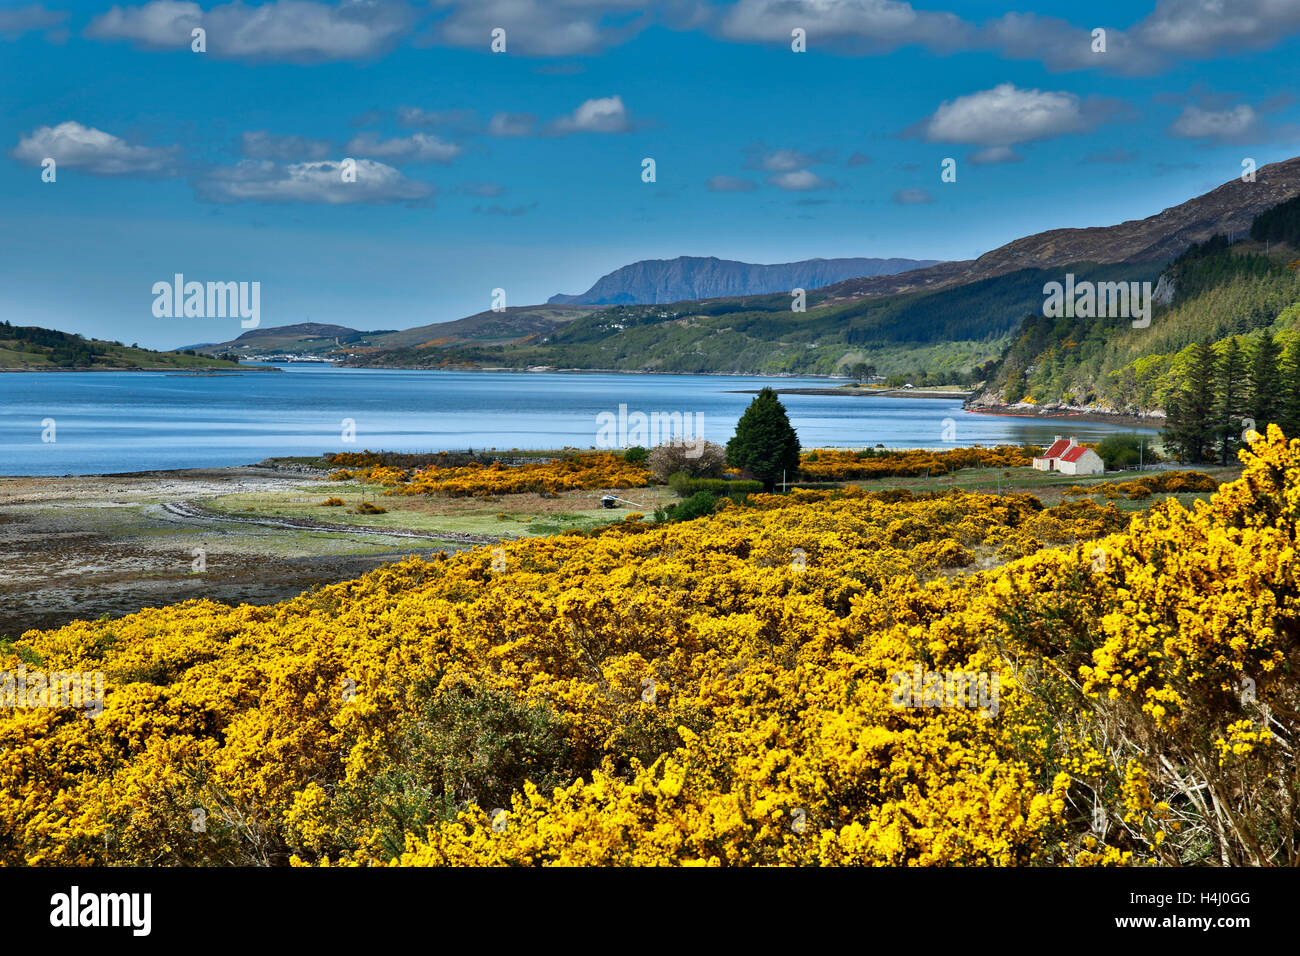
[1037, 438, 1072, 460]
[1060, 445, 1091, 463]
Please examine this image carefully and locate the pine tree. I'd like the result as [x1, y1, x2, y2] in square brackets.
[1217, 337, 1247, 464]
[1162, 390, 1189, 462]
[1281, 335, 1300, 441]
[1247, 329, 1282, 434]
[1163, 339, 1217, 463]
[726, 387, 801, 492]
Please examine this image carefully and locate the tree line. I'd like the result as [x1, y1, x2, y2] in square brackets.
[1162, 329, 1300, 463]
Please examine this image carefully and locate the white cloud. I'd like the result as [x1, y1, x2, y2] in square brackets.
[549, 96, 631, 134]
[750, 147, 823, 172]
[76, 1, 1300, 75]
[914, 83, 1108, 147]
[342, 132, 463, 163]
[87, 0, 412, 60]
[767, 169, 835, 191]
[0, 4, 69, 38]
[241, 130, 333, 161]
[1135, 0, 1300, 56]
[893, 188, 934, 204]
[85, 0, 199, 46]
[968, 145, 1022, 164]
[195, 158, 434, 204]
[430, 0, 646, 56]
[488, 112, 537, 137]
[1168, 103, 1262, 142]
[396, 107, 476, 128]
[11, 121, 179, 176]
[721, 0, 972, 53]
[706, 175, 758, 192]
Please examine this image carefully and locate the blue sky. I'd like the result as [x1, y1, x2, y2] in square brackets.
[4, 0, 1300, 348]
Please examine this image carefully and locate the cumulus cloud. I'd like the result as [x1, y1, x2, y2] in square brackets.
[967, 145, 1021, 164]
[194, 158, 434, 204]
[720, 0, 972, 53]
[1168, 103, 1263, 143]
[916, 83, 1101, 146]
[429, 0, 647, 56]
[11, 121, 179, 176]
[767, 169, 836, 191]
[241, 130, 333, 161]
[909, 83, 1123, 161]
[548, 96, 631, 134]
[747, 146, 828, 172]
[86, 0, 413, 60]
[75, 1, 1300, 75]
[488, 112, 537, 137]
[342, 131, 463, 163]
[1135, 0, 1300, 56]
[706, 174, 758, 192]
[396, 106, 477, 128]
[0, 4, 68, 38]
[893, 188, 934, 204]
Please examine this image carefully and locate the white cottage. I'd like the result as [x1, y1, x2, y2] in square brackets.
[1032, 435, 1104, 476]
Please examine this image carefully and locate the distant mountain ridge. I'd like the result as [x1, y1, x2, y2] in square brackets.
[818, 156, 1300, 303]
[547, 256, 941, 305]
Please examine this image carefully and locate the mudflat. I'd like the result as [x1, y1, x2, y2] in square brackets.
[0, 464, 672, 637]
[0, 466, 460, 637]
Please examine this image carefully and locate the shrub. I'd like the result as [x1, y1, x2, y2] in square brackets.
[320, 497, 345, 507]
[354, 501, 387, 514]
[668, 474, 764, 498]
[646, 441, 726, 482]
[653, 491, 717, 523]
[622, 446, 649, 464]
[1095, 433, 1159, 471]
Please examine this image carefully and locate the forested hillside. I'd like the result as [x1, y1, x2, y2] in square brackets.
[348, 261, 1156, 379]
[974, 240, 1300, 413]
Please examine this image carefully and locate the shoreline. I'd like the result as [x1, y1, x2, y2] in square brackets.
[751, 387, 974, 399]
[967, 404, 1164, 430]
[0, 366, 277, 373]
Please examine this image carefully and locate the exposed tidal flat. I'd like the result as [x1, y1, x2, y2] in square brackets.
[0, 365, 1155, 477]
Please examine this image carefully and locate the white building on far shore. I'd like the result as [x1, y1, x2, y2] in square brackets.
[1032, 435, 1104, 475]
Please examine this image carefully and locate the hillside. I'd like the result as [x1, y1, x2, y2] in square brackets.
[1, 322, 244, 370]
[970, 230, 1300, 417]
[819, 155, 1300, 302]
[188, 307, 599, 360]
[347, 260, 1158, 378]
[548, 255, 940, 305]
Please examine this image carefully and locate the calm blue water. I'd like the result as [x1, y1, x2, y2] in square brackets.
[0, 366, 1157, 476]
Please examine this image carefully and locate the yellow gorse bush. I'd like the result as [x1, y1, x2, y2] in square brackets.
[798, 445, 1035, 481]
[331, 452, 652, 497]
[2, 430, 1297, 866]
